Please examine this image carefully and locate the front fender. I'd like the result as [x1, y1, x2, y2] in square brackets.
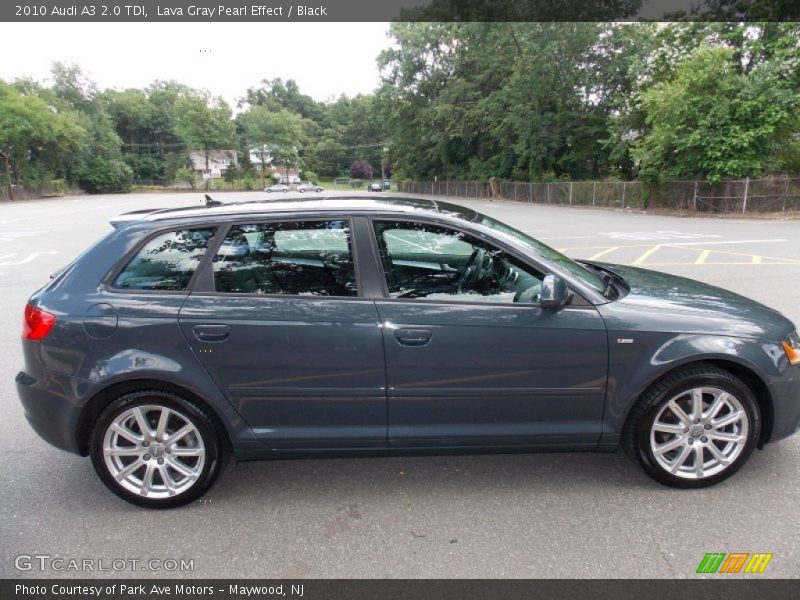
[602, 331, 782, 440]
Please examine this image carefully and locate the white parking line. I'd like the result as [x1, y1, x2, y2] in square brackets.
[664, 238, 787, 247]
[538, 235, 600, 240]
[602, 230, 724, 241]
[0, 251, 59, 266]
[0, 231, 48, 243]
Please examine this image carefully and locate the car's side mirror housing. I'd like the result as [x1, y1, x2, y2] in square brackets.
[539, 274, 570, 309]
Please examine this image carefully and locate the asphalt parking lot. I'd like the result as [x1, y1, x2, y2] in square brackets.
[1, 190, 798, 579]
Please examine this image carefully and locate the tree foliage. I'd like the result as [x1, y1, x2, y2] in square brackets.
[0, 79, 86, 198]
[241, 105, 307, 186]
[3, 23, 800, 199]
[376, 22, 800, 183]
[349, 160, 373, 180]
[634, 45, 798, 182]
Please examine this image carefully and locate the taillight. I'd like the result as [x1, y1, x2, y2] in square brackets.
[22, 304, 56, 340]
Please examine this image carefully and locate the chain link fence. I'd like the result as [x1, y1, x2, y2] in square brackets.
[398, 177, 800, 214]
[132, 178, 265, 191]
[0, 181, 76, 202]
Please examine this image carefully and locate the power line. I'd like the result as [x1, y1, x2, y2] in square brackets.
[119, 139, 391, 150]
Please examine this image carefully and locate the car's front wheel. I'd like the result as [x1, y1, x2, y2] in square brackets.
[623, 365, 760, 488]
[90, 391, 225, 508]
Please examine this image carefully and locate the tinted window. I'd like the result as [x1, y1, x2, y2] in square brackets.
[374, 221, 544, 304]
[113, 228, 215, 291]
[213, 220, 357, 296]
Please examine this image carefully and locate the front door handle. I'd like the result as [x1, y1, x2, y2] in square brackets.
[193, 324, 231, 342]
[393, 328, 432, 347]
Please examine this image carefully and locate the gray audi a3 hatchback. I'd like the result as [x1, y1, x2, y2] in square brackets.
[17, 196, 800, 507]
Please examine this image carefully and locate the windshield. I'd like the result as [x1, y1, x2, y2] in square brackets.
[476, 215, 607, 294]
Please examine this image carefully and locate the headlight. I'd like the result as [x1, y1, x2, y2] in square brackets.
[782, 331, 800, 365]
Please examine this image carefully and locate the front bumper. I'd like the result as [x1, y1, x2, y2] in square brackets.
[766, 366, 800, 443]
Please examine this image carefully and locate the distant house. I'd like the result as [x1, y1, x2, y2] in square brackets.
[190, 150, 238, 179]
[248, 147, 300, 182]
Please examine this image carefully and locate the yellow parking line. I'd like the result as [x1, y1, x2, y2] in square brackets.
[588, 246, 620, 261]
[694, 250, 711, 265]
[752, 255, 762, 264]
[679, 246, 800, 265]
[632, 245, 662, 265]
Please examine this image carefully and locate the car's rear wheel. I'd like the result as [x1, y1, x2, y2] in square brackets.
[90, 391, 225, 508]
[623, 365, 760, 488]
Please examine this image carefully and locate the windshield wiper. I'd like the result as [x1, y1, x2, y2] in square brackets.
[580, 262, 617, 299]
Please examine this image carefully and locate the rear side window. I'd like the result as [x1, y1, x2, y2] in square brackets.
[113, 228, 216, 291]
[213, 220, 357, 296]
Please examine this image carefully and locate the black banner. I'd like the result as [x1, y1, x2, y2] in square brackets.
[2, 1, 800, 22]
[2, 579, 799, 600]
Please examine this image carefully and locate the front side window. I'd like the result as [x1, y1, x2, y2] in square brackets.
[113, 228, 216, 291]
[213, 220, 357, 296]
[373, 221, 544, 304]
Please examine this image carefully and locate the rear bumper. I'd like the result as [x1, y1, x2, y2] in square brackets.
[767, 366, 800, 443]
[16, 369, 86, 455]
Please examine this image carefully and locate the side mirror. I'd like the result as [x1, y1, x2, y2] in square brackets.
[540, 274, 570, 309]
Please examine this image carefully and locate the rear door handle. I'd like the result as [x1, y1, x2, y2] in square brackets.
[393, 328, 432, 347]
[193, 324, 231, 342]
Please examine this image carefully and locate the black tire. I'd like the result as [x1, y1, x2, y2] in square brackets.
[622, 364, 760, 488]
[90, 391, 226, 508]
[266, 189, 272, 193]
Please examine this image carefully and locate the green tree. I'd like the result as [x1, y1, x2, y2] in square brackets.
[0, 81, 86, 199]
[43, 63, 131, 192]
[378, 22, 636, 181]
[79, 158, 134, 193]
[633, 45, 798, 182]
[50, 62, 97, 114]
[243, 78, 324, 122]
[174, 91, 236, 186]
[242, 105, 306, 188]
[175, 166, 196, 189]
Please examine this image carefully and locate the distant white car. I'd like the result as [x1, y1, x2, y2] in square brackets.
[297, 182, 323, 193]
[265, 184, 290, 193]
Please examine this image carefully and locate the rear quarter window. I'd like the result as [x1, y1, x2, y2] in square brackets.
[113, 228, 216, 291]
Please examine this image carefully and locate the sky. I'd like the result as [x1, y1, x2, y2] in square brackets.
[0, 23, 392, 105]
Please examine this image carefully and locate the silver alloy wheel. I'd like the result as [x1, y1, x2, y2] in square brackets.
[649, 386, 748, 479]
[102, 405, 206, 498]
